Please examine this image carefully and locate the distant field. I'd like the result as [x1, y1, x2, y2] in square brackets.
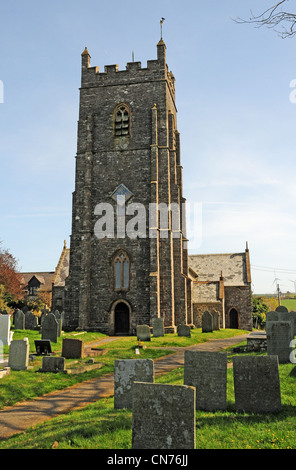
[281, 299, 296, 311]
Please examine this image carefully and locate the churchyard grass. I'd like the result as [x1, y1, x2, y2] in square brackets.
[0, 328, 246, 410]
[1, 359, 296, 449]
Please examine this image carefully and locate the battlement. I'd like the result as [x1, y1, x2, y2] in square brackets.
[80, 41, 175, 96]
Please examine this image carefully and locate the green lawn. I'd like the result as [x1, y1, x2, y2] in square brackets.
[281, 299, 296, 311]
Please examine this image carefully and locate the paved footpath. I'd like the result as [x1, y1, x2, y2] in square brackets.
[0, 333, 250, 440]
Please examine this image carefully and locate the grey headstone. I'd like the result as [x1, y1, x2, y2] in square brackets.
[14, 309, 25, 330]
[136, 325, 151, 342]
[266, 311, 279, 322]
[8, 339, 30, 370]
[41, 313, 58, 343]
[278, 312, 295, 337]
[25, 311, 38, 330]
[132, 382, 196, 449]
[233, 356, 281, 413]
[62, 338, 84, 359]
[202, 311, 213, 333]
[184, 351, 227, 410]
[212, 311, 220, 330]
[41, 356, 65, 373]
[152, 318, 164, 337]
[114, 359, 154, 409]
[177, 324, 191, 337]
[266, 321, 293, 363]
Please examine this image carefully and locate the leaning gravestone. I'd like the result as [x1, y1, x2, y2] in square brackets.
[114, 359, 154, 409]
[62, 338, 84, 359]
[233, 355, 281, 413]
[14, 309, 25, 330]
[184, 351, 227, 410]
[177, 324, 191, 337]
[202, 310, 213, 333]
[25, 311, 38, 330]
[8, 339, 30, 371]
[136, 325, 151, 342]
[41, 313, 58, 343]
[132, 382, 196, 449]
[266, 321, 293, 363]
[152, 318, 164, 337]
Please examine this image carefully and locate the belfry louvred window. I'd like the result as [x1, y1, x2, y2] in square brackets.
[114, 105, 129, 136]
[114, 251, 130, 290]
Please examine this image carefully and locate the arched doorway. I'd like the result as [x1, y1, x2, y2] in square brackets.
[114, 302, 130, 335]
[229, 308, 239, 329]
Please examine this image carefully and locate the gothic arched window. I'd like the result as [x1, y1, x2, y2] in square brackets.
[113, 251, 130, 290]
[114, 104, 130, 136]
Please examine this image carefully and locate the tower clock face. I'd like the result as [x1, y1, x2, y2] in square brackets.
[111, 184, 133, 206]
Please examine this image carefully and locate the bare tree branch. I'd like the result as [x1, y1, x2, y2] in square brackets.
[233, 1, 296, 38]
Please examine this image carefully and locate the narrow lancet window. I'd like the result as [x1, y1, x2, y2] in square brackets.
[114, 104, 130, 136]
[113, 251, 130, 290]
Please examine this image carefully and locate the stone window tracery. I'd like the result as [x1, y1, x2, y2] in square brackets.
[113, 250, 130, 290]
[114, 104, 130, 136]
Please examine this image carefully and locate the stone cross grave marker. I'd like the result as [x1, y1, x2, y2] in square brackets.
[132, 382, 196, 449]
[184, 351, 227, 410]
[114, 359, 154, 409]
[233, 355, 281, 413]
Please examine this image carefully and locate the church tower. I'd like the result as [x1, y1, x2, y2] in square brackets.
[63, 38, 192, 334]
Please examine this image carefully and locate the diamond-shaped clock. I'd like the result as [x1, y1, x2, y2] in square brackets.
[111, 184, 134, 206]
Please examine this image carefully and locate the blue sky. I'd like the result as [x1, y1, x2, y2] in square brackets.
[1, 0, 296, 294]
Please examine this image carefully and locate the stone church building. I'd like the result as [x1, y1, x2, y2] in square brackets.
[49, 39, 252, 333]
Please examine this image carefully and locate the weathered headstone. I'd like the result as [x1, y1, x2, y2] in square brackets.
[14, 309, 25, 330]
[41, 313, 58, 343]
[184, 351, 227, 410]
[275, 305, 288, 312]
[25, 311, 38, 330]
[265, 311, 279, 322]
[0, 314, 12, 345]
[62, 338, 84, 359]
[212, 311, 220, 330]
[35, 339, 52, 355]
[278, 312, 296, 337]
[136, 325, 151, 342]
[8, 338, 30, 370]
[202, 310, 213, 333]
[53, 310, 63, 337]
[266, 321, 293, 363]
[40, 356, 65, 373]
[152, 317, 164, 337]
[114, 359, 154, 409]
[132, 382, 196, 449]
[233, 355, 281, 413]
[177, 324, 191, 337]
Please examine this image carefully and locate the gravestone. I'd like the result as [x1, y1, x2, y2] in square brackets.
[25, 311, 38, 330]
[41, 313, 58, 343]
[265, 311, 279, 322]
[202, 311, 213, 333]
[114, 359, 154, 409]
[266, 321, 293, 363]
[212, 311, 220, 330]
[275, 305, 288, 312]
[177, 324, 191, 337]
[62, 338, 84, 359]
[136, 325, 151, 342]
[53, 310, 63, 337]
[233, 355, 281, 413]
[40, 356, 65, 373]
[14, 309, 25, 330]
[22, 306, 29, 314]
[35, 339, 52, 355]
[0, 314, 12, 345]
[8, 339, 30, 371]
[184, 351, 227, 410]
[132, 382, 196, 449]
[152, 318, 164, 337]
